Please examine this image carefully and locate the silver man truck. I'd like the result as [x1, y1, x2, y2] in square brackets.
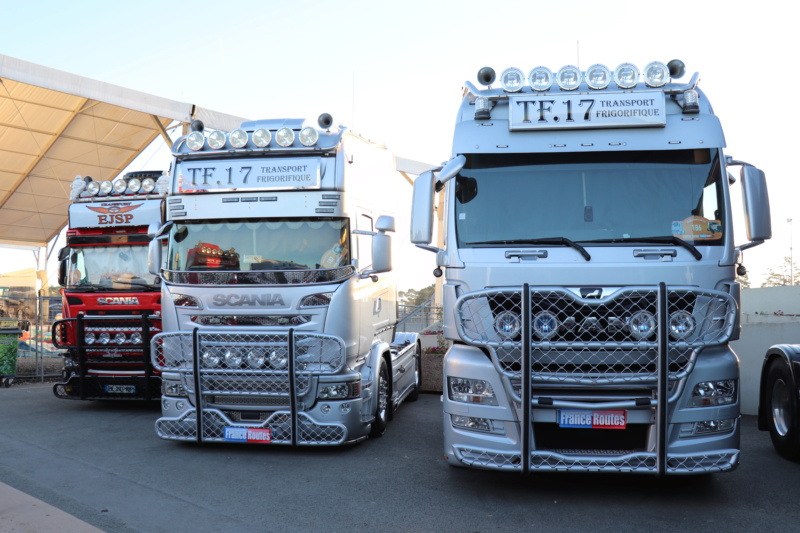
[149, 116, 421, 445]
[411, 60, 772, 474]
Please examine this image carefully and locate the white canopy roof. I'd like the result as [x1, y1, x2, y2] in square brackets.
[0, 54, 247, 249]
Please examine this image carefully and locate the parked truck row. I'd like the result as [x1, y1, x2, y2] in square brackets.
[47, 59, 799, 473]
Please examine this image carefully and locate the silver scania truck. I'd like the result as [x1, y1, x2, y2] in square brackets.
[411, 60, 772, 474]
[149, 116, 421, 445]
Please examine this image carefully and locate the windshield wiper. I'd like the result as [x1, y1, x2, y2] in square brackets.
[579, 236, 702, 260]
[112, 278, 160, 290]
[467, 237, 591, 261]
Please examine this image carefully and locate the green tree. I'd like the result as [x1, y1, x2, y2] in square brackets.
[398, 284, 435, 307]
[761, 256, 800, 287]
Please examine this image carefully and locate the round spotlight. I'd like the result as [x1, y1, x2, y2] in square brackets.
[643, 61, 669, 88]
[299, 127, 319, 147]
[127, 178, 142, 194]
[533, 311, 560, 339]
[614, 63, 640, 89]
[201, 349, 222, 368]
[269, 350, 289, 369]
[669, 310, 696, 340]
[187, 131, 205, 151]
[493, 311, 521, 340]
[130, 332, 143, 344]
[528, 66, 553, 92]
[500, 67, 525, 92]
[112, 180, 127, 194]
[86, 181, 100, 196]
[98, 332, 111, 345]
[585, 64, 611, 90]
[245, 350, 267, 369]
[556, 65, 582, 91]
[208, 131, 226, 150]
[629, 310, 656, 340]
[84, 332, 96, 344]
[275, 127, 295, 147]
[224, 349, 244, 368]
[113, 332, 126, 345]
[252, 128, 271, 147]
[229, 129, 248, 148]
[140, 178, 156, 193]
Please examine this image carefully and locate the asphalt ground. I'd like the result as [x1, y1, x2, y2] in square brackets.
[1, 383, 800, 533]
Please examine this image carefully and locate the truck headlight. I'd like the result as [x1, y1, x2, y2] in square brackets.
[448, 377, 498, 406]
[162, 380, 187, 398]
[688, 379, 736, 407]
[317, 382, 360, 400]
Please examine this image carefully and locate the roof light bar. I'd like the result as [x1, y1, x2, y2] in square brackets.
[480, 60, 686, 93]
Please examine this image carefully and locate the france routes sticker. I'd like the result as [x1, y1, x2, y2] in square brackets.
[224, 427, 272, 443]
[558, 409, 627, 429]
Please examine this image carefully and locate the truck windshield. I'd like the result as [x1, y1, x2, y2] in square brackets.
[456, 149, 724, 247]
[67, 245, 158, 290]
[167, 218, 350, 272]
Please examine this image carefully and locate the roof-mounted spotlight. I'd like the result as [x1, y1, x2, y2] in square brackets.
[500, 68, 525, 92]
[528, 67, 553, 92]
[667, 59, 686, 79]
[477, 67, 496, 87]
[318, 113, 333, 130]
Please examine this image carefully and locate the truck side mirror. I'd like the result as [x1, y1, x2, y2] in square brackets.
[371, 233, 392, 274]
[411, 171, 436, 248]
[740, 165, 772, 244]
[148, 239, 162, 276]
[58, 260, 67, 287]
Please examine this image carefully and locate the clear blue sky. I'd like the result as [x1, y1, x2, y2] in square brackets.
[1, 0, 796, 288]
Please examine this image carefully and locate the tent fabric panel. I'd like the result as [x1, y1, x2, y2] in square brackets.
[0, 98, 78, 133]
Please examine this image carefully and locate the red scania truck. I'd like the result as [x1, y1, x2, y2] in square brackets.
[52, 171, 166, 400]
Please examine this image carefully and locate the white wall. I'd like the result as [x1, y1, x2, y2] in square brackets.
[733, 286, 800, 415]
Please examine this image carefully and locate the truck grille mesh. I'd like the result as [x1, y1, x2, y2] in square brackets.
[456, 286, 736, 385]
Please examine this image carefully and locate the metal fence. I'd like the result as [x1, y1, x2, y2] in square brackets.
[0, 296, 63, 382]
[397, 299, 443, 333]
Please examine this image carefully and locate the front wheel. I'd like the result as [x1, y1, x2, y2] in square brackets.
[765, 358, 800, 459]
[369, 358, 390, 438]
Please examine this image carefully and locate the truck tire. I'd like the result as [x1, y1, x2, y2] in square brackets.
[369, 357, 390, 438]
[765, 358, 800, 459]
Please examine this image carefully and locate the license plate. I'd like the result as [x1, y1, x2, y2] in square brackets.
[558, 409, 627, 429]
[105, 384, 136, 394]
[224, 427, 272, 443]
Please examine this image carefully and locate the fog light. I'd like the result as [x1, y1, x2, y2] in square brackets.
[494, 311, 521, 339]
[694, 418, 735, 434]
[451, 415, 505, 435]
[339, 403, 351, 414]
[320, 404, 331, 414]
[629, 310, 656, 340]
